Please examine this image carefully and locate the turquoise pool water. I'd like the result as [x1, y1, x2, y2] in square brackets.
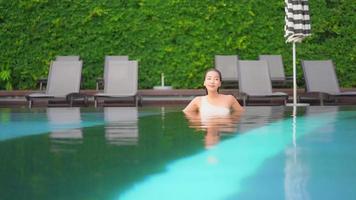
[0, 106, 356, 200]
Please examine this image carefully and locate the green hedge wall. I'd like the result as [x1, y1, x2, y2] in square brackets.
[0, 0, 355, 90]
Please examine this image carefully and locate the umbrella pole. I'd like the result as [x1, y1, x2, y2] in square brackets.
[292, 42, 297, 105]
[286, 42, 309, 107]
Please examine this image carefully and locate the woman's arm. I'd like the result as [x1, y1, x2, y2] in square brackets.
[229, 95, 245, 112]
[182, 97, 200, 113]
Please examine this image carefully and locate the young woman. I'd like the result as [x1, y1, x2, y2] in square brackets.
[183, 68, 244, 115]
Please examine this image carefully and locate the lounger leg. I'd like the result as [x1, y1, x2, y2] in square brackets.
[84, 96, 88, 107]
[319, 93, 324, 106]
[29, 100, 32, 109]
[138, 96, 142, 107]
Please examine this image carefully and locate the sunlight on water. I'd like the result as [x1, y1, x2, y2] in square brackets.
[1, 107, 355, 200]
[119, 113, 338, 200]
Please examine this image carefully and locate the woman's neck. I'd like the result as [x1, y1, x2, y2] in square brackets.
[207, 91, 219, 98]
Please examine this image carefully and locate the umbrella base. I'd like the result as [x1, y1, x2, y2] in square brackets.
[286, 103, 310, 107]
[153, 86, 173, 90]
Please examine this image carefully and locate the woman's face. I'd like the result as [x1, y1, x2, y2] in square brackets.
[204, 71, 221, 92]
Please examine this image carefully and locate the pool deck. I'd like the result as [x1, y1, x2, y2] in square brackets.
[0, 88, 356, 107]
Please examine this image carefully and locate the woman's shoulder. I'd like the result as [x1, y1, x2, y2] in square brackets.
[183, 96, 204, 113]
[197, 95, 207, 101]
[220, 94, 238, 104]
[220, 94, 235, 100]
[190, 96, 203, 104]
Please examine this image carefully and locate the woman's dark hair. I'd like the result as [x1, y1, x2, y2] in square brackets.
[204, 68, 223, 94]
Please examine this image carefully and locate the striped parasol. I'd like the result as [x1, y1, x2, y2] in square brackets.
[284, 0, 311, 106]
[285, 0, 311, 43]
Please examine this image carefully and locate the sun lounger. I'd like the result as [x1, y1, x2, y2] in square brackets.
[38, 56, 81, 90]
[55, 55, 80, 61]
[301, 60, 356, 105]
[259, 55, 292, 87]
[96, 56, 129, 90]
[94, 60, 139, 107]
[237, 60, 289, 106]
[26, 60, 87, 108]
[214, 55, 239, 88]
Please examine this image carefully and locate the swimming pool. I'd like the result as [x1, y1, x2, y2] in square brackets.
[0, 106, 355, 200]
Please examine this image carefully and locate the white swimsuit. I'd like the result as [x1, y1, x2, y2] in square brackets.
[200, 96, 230, 117]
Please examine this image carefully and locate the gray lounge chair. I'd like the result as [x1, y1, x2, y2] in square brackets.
[301, 60, 356, 105]
[96, 55, 129, 90]
[26, 60, 87, 108]
[237, 60, 289, 106]
[94, 60, 139, 107]
[104, 107, 138, 146]
[56, 55, 80, 61]
[214, 55, 239, 88]
[38, 56, 81, 90]
[259, 55, 292, 87]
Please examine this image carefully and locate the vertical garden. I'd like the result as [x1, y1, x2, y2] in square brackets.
[0, 0, 355, 90]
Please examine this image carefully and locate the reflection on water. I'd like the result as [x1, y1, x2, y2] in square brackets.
[284, 106, 339, 200]
[183, 106, 346, 199]
[104, 107, 138, 146]
[1, 106, 356, 200]
[46, 107, 139, 152]
[236, 106, 287, 132]
[184, 111, 242, 149]
[47, 107, 83, 153]
[284, 146, 311, 200]
[184, 107, 288, 149]
[121, 106, 356, 200]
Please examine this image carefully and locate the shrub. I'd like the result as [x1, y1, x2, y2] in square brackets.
[0, 0, 354, 89]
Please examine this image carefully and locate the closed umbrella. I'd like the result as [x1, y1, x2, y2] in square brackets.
[285, 1, 311, 177]
[284, 0, 311, 106]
